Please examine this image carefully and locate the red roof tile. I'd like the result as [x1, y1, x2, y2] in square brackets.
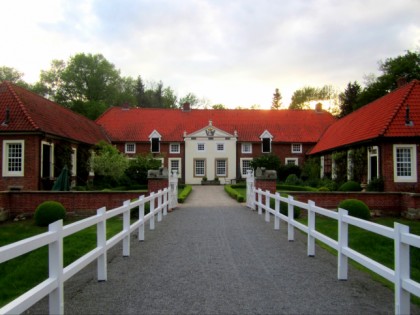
[310, 80, 420, 154]
[96, 107, 336, 143]
[0, 81, 107, 144]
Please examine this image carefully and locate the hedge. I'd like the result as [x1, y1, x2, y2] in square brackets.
[224, 185, 245, 202]
[178, 185, 192, 203]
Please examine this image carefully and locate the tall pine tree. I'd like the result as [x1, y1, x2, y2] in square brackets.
[271, 88, 282, 110]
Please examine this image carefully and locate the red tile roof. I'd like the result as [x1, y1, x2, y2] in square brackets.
[96, 106, 336, 143]
[311, 80, 420, 154]
[0, 81, 107, 144]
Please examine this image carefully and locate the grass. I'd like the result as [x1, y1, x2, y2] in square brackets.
[297, 216, 420, 304]
[0, 216, 124, 307]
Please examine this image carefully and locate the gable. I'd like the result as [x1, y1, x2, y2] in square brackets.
[185, 121, 236, 139]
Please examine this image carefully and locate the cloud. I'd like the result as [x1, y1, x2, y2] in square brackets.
[1, 0, 419, 108]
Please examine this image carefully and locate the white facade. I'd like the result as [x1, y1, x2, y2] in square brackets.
[184, 122, 237, 184]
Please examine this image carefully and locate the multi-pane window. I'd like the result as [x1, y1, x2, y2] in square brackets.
[242, 143, 252, 154]
[195, 159, 205, 177]
[151, 138, 160, 153]
[216, 159, 227, 177]
[291, 143, 302, 153]
[170, 143, 180, 154]
[393, 145, 417, 182]
[197, 143, 205, 151]
[216, 143, 224, 151]
[396, 148, 412, 177]
[3, 140, 24, 176]
[262, 138, 271, 153]
[285, 158, 298, 166]
[125, 143, 136, 153]
[241, 159, 252, 176]
[169, 158, 181, 176]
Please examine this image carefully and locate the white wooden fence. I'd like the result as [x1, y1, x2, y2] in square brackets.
[249, 183, 420, 315]
[0, 186, 176, 315]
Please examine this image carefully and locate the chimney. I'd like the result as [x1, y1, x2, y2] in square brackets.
[182, 102, 191, 112]
[397, 76, 407, 88]
[315, 102, 322, 113]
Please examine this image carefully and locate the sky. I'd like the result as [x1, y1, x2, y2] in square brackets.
[1, 0, 419, 109]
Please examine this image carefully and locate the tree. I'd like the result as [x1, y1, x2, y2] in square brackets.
[289, 86, 318, 109]
[212, 104, 227, 109]
[250, 154, 281, 175]
[338, 81, 361, 118]
[178, 93, 200, 108]
[356, 50, 420, 109]
[125, 154, 162, 185]
[35, 60, 66, 99]
[271, 88, 282, 110]
[90, 141, 129, 185]
[0, 66, 24, 83]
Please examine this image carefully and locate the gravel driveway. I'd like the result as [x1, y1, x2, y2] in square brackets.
[26, 186, 420, 314]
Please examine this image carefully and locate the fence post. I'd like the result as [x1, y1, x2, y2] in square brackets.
[287, 195, 295, 241]
[48, 220, 64, 315]
[257, 188, 262, 215]
[150, 192, 155, 230]
[307, 200, 315, 257]
[169, 171, 178, 210]
[97, 207, 107, 281]
[163, 188, 168, 216]
[123, 200, 131, 257]
[338, 208, 348, 280]
[246, 169, 255, 209]
[394, 223, 410, 315]
[274, 192, 280, 230]
[138, 196, 145, 241]
[265, 190, 270, 223]
[157, 190, 163, 222]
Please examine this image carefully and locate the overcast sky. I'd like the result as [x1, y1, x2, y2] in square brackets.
[1, 0, 419, 109]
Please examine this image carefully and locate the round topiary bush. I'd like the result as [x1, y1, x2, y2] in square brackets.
[34, 201, 66, 227]
[338, 181, 361, 192]
[284, 174, 302, 186]
[338, 199, 370, 220]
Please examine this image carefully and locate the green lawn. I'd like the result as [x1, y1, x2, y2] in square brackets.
[0, 217, 123, 307]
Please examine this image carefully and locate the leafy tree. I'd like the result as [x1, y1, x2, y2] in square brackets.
[271, 88, 282, 110]
[250, 104, 261, 109]
[90, 141, 128, 184]
[338, 81, 361, 118]
[178, 93, 200, 108]
[125, 154, 162, 184]
[162, 86, 177, 108]
[250, 154, 281, 173]
[35, 60, 66, 99]
[289, 85, 338, 110]
[212, 104, 227, 109]
[0, 66, 24, 83]
[355, 50, 420, 109]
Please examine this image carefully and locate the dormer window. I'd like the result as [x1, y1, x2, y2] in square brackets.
[291, 143, 302, 153]
[149, 130, 162, 153]
[260, 130, 273, 153]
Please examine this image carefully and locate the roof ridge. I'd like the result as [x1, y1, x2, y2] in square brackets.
[380, 80, 417, 136]
[5, 82, 40, 130]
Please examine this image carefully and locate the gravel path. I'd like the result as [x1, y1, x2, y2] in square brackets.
[27, 186, 420, 314]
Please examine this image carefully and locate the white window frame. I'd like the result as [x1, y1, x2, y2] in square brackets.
[194, 159, 206, 177]
[216, 143, 225, 152]
[170, 143, 180, 154]
[197, 143, 205, 152]
[241, 143, 252, 154]
[125, 143, 136, 154]
[393, 144, 417, 183]
[215, 159, 227, 177]
[41, 141, 54, 178]
[71, 147, 77, 177]
[240, 158, 253, 177]
[291, 143, 302, 153]
[285, 158, 298, 166]
[169, 158, 182, 178]
[2, 140, 25, 177]
[368, 146, 379, 181]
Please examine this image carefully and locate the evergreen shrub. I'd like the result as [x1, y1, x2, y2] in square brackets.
[338, 199, 371, 220]
[34, 201, 66, 227]
[338, 181, 361, 192]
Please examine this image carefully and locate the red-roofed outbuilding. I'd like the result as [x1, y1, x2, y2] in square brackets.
[0, 81, 108, 190]
[310, 80, 420, 192]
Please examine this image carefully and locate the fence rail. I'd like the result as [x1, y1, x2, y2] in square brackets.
[252, 187, 420, 315]
[0, 187, 172, 315]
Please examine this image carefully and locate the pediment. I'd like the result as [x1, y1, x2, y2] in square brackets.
[260, 129, 273, 139]
[185, 121, 235, 138]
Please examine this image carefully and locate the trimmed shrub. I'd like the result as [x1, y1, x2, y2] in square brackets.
[224, 185, 245, 202]
[338, 181, 361, 192]
[338, 199, 371, 220]
[318, 186, 330, 191]
[367, 178, 384, 192]
[34, 201, 66, 227]
[276, 184, 318, 192]
[284, 174, 302, 186]
[178, 185, 192, 203]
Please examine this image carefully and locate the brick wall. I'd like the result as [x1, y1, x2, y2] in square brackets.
[0, 191, 148, 217]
